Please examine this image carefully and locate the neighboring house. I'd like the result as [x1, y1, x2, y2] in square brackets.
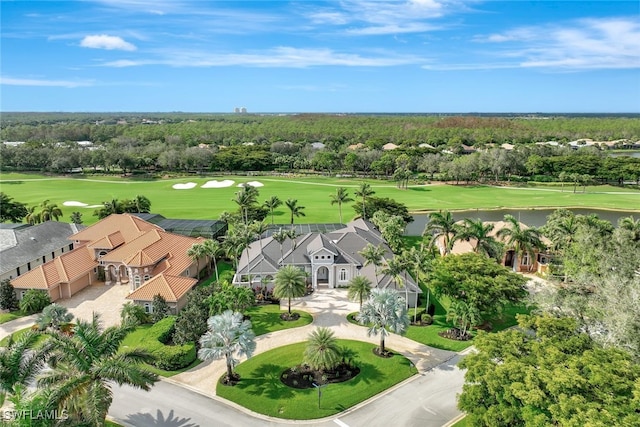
[347, 143, 364, 150]
[382, 143, 398, 151]
[435, 220, 552, 274]
[0, 222, 83, 282]
[233, 219, 421, 307]
[132, 213, 227, 240]
[11, 214, 206, 313]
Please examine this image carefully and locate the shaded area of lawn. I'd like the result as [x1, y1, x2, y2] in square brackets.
[0, 310, 27, 325]
[217, 339, 417, 419]
[197, 261, 234, 287]
[245, 304, 313, 336]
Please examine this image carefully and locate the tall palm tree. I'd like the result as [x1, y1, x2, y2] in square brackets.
[359, 243, 385, 286]
[198, 310, 256, 385]
[354, 182, 375, 220]
[39, 199, 63, 222]
[271, 228, 289, 266]
[423, 210, 459, 255]
[382, 257, 408, 308]
[39, 314, 157, 425]
[497, 214, 545, 272]
[233, 189, 254, 225]
[274, 265, 307, 315]
[446, 300, 480, 337]
[356, 288, 409, 355]
[133, 195, 151, 213]
[202, 239, 223, 283]
[402, 246, 432, 322]
[304, 327, 340, 373]
[263, 196, 282, 225]
[187, 242, 205, 278]
[285, 198, 306, 226]
[0, 330, 51, 406]
[25, 205, 42, 225]
[347, 276, 373, 310]
[459, 218, 503, 260]
[329, 187, 354, 224]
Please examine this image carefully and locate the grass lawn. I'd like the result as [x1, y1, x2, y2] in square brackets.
[244, 303, 313, 336]
[1, 173, 636, 226]
[0, 310, 27, 325]
[217, 339, 417, 419]
[0, 326, 48, 347]
[452, 416, 469, 426]
[197, 261, 234, 287]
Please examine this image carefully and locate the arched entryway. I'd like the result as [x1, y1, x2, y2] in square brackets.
[316, 266, 329, 288]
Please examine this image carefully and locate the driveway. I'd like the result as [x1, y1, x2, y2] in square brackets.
[58, 283, 129, 327]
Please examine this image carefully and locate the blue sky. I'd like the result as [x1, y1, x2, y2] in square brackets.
[1, 1, 639, 112]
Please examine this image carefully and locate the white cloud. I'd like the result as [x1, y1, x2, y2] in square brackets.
[101, 46, 424, 68]
[80, 34, 137, 51]
[0, 76, 94, 88]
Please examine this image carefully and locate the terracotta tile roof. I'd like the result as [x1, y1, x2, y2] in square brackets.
[124, 249, 156, 267]
[71, 214, 161, 243]
[12, 246, 97, 290]
[88, 231, 125, 249]
[126, 274, 197, 303]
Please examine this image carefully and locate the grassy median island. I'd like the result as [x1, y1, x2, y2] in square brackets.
[216, 339, 417, 419]
[245, 303, 313, 336]
[1, 173, 636, 225]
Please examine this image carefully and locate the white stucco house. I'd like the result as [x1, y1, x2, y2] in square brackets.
[233, 219, 421, 307]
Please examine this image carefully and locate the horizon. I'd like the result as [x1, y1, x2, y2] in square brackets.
[2, 1, 639, 113]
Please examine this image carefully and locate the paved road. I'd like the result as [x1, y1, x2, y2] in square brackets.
[110, 354, 465, 427]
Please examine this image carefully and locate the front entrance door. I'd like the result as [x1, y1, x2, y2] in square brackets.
[317, 266, 329, 287]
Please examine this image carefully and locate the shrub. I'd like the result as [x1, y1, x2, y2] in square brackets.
[152, 343, 197, 371]
[421, 313, 433, 325]
[0, 279, 19, 311]
[149, 316, 176, 345]
[19, 290, 51, 314]
[151, 294, 170, 323]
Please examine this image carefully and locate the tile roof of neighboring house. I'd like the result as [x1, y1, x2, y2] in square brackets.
[0, 222, 83, 276]
[87, 231, 125, 250]
[71, 214, 161, 243]
[382, 143, 398, 150]
[347, 143, 364, 150]
[12, 246, 98, 290]
[126, 274, 197, 303]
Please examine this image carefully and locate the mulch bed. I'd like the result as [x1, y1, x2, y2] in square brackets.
[219, 372, 241, 387]
[438, 328, 472, 341]
[372, 348, 394, 358]
[280, 312, 300, 321]
[280, 363, 360, 389]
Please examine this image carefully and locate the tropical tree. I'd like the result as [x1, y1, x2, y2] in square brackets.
[371, 211, 405, 253]
[233, 188, 255, 225]
[329, 187, 354, 223]
[70, 211, 83, 224]
[120, 302, 149, 326]
[132, 194, 151, 213]
[39, 199, 63, 222]
[274, 265, 307, 316]
[39, 314, 158, 425]
[402, 246, 432, 322]
[446, 300, 480, 337]
[497, 214, 545, 271]
[356, 288, 410, 355]
[382, 257, 409, 308]
[542, 209, 579, 252]
[187, 242, 205, 278]
[619, 215, 640, 242]
[304, 327, 341, 373]
[0, 279, 19, 311]
[347, 276, 373, 310]
[0, 193, 28, 223]
[36, 303, 73, 331]
[271, 228, 290, 266]
[423, 210, 459, 255]
[354, 182, 375, 220]
[19, 289, 51, 315]
[359, 243, 385, 286]
[151, 294, 170, 323]
[458, 218, 503, 260]
[285, 198, 306, 226]
[25, 205, 42, 225]
[263, 195, 282, 225]
[202, 238, 223, 282]
[198, 310, 256, 384]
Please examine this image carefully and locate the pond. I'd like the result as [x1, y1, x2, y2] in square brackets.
[405, 208, 640, 236]
[609, 151, 640, 158]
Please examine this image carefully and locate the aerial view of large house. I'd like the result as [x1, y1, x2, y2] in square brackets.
[234, 218, 422, 306]
[10, 214, 207, 313]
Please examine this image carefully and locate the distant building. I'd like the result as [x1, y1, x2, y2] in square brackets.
[382, 143, 399, 151]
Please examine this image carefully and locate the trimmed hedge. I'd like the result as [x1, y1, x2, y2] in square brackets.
[132, 316, 197, 371]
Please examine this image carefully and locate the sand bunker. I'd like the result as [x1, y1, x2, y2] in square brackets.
[237, 181, 264, 188]
[63, 201, 88, 207]
[172, 182, 197, 190]
[201, 179, 235, 188]
[85, 205, 103, 208]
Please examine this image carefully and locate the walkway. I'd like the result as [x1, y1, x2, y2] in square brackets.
[171, 288, 456, 397]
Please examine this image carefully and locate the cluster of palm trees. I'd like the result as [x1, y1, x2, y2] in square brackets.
[25, 199, 64, 224]
[187, 239, 223, 282]
[0, 313, 158, 426]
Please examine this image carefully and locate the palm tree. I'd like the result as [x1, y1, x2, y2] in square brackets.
[120, 302, 149, 326]
[202, 239, 223, 283]
[36, 303, 74, 331]
[0, 330, 51, 406]
[274, 265, 307, 315]
[459, 218, 503, 260]
[187, 242, 205, 278]
[423, 210, 459, 255]
[402, 246, 432, 323]
[233, 189, 254, 225]
[39, 314, 157, 425]
[285, 198, 306, 226]
[497, 214, 545, 272]
[39, 199, 63, 221]
[446, 300, 480, 337]
[198, 310, 256, 384]
[359, 243, 385, 286]
[263, 196, 282, 225]
[133, 195, 151, 213]
[347, 276, 373, 310]
[382, 257, 409, 309]
[619, 215, 640, 242]
[354, 182, 375, 220]
[304, 327, 340, 373]
[356, 288, 410, 355]
[271, 228, 289, 266]
[25, 205, 41, 225]
[330, 187, 354, 224]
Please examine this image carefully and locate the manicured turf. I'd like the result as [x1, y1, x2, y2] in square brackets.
[1, 173, 636, 226]
[216, 339, 417, 419]
[0, 310, 26, 325]
[244, 304, 313, 336]
[0, 326, 47, 347]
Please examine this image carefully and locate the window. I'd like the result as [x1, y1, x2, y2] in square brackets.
[27, 262, 31, 271]
[16, 267, 20, 276]
[133, 275, 141, 287]
[61, 247, 64, 253]
[42, 255, 46, 263]
[315, 255, 318, 259]
[144, 303, 153, 313]
[143, 274, 150, 281]
[98, 251, 107, 257]
[51, 252, 55, 259]
[20, 291, 26, 299]
[69, 244, 73, 250]
[340, 269, 347, 281]
[522, 252, 531, 266]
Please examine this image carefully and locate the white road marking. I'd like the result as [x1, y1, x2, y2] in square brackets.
[334, 418, 350, 427]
